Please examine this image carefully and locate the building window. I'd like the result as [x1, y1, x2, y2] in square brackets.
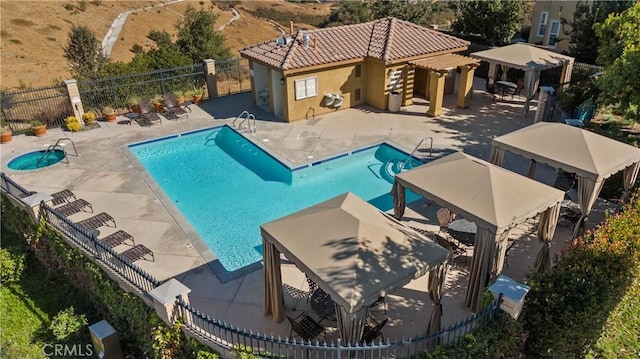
[537, 11, 548, 37]
[294, 77, 318, 100]
[355, 88, 361, 101]
[548, 20, 561, 48]
[355, 64, 361, 78]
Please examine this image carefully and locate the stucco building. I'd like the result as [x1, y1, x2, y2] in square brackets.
[528, 1, 584, 54]
[240, 17, 480, 122]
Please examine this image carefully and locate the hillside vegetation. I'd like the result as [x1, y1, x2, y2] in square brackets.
[0, 0, 334, 90]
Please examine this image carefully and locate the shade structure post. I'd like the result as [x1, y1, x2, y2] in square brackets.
[522, 70, 541, 117]
[572, 177, 605, 239]
[392, 180, 406, 219]
[262, 236, 284, 322]
[526, 159, 537, 178]
[533, 203, 561, 271]
[616, 162, 640, 212]
[465, 228, 498, 312]
[426, 263, 448, 347]
[336, 305, 368, 345]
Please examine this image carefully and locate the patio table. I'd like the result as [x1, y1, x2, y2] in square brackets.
[495, 81, 518, 99]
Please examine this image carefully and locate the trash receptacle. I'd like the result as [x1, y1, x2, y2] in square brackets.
[388, 91, 402, 112]
[89, 320, 123, 359]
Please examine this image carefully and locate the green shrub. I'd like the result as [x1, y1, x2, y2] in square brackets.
[522, 189, 640, 358]
[0, 246, 25, 283]
[82, 112, 96, 126]
[49, 306, 88, 340]
[555, 79, 600, 116]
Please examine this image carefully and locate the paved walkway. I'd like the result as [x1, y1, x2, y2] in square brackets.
[0, 80, 615, 341]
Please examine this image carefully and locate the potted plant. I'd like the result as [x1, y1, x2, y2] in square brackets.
[82, 112, 97, 126]
[190, 86, 204, 104]
[31, 119, 47, 137]
[1, 125, 12, 143]
[173, 90, 185, 106]
[102, 106, 117, 122]
[151, 94, 165, 112]
[126, 95, 141, 114]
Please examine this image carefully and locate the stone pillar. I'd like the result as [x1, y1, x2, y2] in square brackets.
[149, 279, 191, 325]
[456, 64, 479, 109]
[535, 86, 555, 123]
[401, 65, 414, 106]
[427, 70, 448, 117]
[203, 59, 218, 99]
[487, 63, 496, 85]
[20, 193, 53, 221]
[64, 79, 84, 122]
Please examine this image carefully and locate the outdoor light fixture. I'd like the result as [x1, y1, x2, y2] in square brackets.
[280, 77, 285, 85]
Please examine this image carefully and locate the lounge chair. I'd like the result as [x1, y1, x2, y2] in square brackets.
[564, 98, 595, 128]
[286, 312, 325, 342]
[138, 100, 162, 126]
[76, 212, 116, 230]
[51, 189, 76, 206]
[101, 230, 135, 248]
[163, 93, 191, 120]
[55, 198, 93, 216]
[120, 244, 154, 262]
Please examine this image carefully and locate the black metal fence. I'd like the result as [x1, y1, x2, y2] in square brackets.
[215, 58, 251, 96]
[0, 172, 35, 198]
[78, 63, 206, 116]
[1, 84, 74, 131]
[176, 294, 503, 359]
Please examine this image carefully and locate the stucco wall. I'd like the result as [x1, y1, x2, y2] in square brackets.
[528, 1, 582, 54]
[283, 62, 367, 122]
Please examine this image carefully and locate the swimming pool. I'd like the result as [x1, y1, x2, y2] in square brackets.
[129, 125, 421, 274]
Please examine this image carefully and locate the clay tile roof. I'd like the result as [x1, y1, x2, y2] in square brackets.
[241, 17, 469, 71]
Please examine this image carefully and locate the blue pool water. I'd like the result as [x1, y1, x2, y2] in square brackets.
[129, 126, 421, 273]
[8, 149, 66, 170]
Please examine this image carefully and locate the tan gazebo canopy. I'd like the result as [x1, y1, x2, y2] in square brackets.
[262, 192, 449, 344]
[471, 43, 575, 115]
[491, 122, 640, 237]
[392, 152, 564, 311]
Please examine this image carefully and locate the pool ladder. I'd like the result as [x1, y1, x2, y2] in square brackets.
[399, 136, 433, 170]
[36, 138, 78, 166]
[233, 110, 256, 133]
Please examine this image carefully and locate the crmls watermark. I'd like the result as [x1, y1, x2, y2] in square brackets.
[42, 343, 94, 357]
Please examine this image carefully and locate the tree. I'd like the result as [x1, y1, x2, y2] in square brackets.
[567, 1, 635, 64]
[63, 24, 107, 80]
[371, 0, 442, 26]
[175, 5, 232, 63]
[595, 2, 640, 119]
[322, 1, 372, 27]
[452, 0, 531, 46]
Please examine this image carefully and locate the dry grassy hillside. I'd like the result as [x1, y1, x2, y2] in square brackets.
[0, 0, 334, 91]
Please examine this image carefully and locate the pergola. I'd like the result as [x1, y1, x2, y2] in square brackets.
[471, 43, 575, 115]
[491, 122, 640, 238]
[262, 192, 450, 344]
[392, 152, 564, 311]
[409, 53, 480, 116]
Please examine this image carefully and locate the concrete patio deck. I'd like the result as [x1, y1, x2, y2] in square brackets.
[0, 78, 616, 342]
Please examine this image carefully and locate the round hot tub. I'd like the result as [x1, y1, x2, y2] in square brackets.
[7, 149, 66, 170]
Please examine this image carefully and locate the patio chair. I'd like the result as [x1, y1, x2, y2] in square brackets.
[75, 212, 116, 230]
[564, 98, 595, 128]
[163, 93, 191, 120]
[286, 312, 325, 342]
[51, 189, 76, 206]
[436, 208, 472, 265]
[553, 170, 576, 199]
[360, 317, 388, 345]
[368, 296, 387, 315]
[138, 100, 162, 126]
[120, 244, 154, 262]
[101, 230, 135, 248]
[305, 273, 320, 302]
[55, 198, 93, 216]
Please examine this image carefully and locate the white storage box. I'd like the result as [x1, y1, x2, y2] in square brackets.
[488, 274, 530, 320]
